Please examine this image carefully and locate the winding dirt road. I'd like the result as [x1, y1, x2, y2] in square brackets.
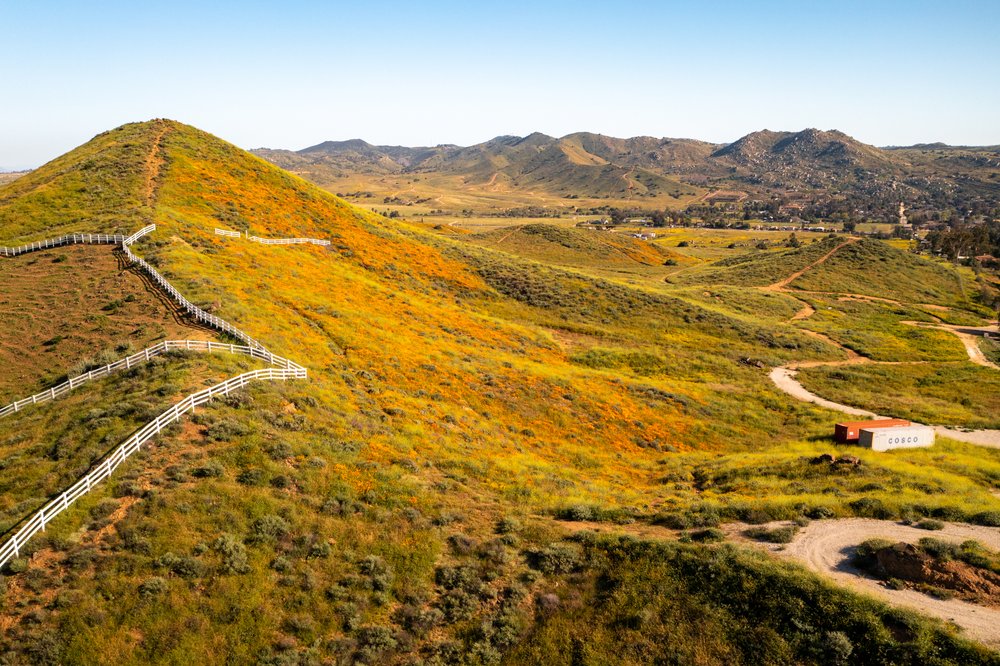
[561, 517, 1000, 646]
[760, 238, 1000, 447]
[777, 519, 1000, 647]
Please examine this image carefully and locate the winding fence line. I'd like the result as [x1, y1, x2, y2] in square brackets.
[214, 227, 330, 246]
[1, 340, 302, 419]
[0, 225, 308, 569]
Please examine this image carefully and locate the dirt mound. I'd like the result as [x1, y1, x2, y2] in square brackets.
[873, 542, 1000, 607]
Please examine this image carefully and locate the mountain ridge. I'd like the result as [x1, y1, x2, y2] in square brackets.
[254, 127, 1000, 210]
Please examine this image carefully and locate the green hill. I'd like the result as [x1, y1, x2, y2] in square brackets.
[1, 121, 999, 665]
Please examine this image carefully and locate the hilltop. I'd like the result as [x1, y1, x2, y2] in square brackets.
[2, 120, 1000, 664]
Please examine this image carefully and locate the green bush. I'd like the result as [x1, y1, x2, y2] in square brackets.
[745, 525, 799, 544]
[527, 543, 583, 575]
[213, 533, 250, 574]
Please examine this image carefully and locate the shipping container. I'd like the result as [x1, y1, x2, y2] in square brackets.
[834, 418, 910, 443]
[859, 425, 935, 452]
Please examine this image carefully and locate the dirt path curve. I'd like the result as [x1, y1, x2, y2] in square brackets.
[903, 321, 1000, 370]
[780, 518, 1000, 647]
[557, 517, 1000, 646]
[763, 237, 859, 291]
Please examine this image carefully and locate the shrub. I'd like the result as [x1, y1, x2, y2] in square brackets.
[557, 504, 593, 521]
[360, 555, 394, 591]
[192, 460, 225, 478]
[689, 528, 726, 543]
[5, 558, 29, 574]
[138, 577, 169, 597]
[247, 514, 290, 545]
[237, 468, 266, 486]
[206, 419, 251, 442]
[848, 497, 893, 519]
[527, 543, 583, 575]
[971, 511, 1000, 527]
[915, 519, 944, 531]
[496, 517, 521, 534]
[806, 505, 836, 519]
[438, 588, 478, 622]
[745, 525, 799, 544]
[853, 538, 895, 568]
[448, 534, 476, 555]
[213, 533, 250, 574]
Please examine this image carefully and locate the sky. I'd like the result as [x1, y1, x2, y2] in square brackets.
[2, 0, 999, 169]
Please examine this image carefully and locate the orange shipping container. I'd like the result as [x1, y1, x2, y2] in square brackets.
[834, 419, 910, 443]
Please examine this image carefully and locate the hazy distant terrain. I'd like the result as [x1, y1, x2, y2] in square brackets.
[254, 129, 1000, 220]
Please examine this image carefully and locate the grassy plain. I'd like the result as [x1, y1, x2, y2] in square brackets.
[0, 120, 998, 664]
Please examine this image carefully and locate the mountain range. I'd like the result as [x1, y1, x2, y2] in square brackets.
[254, 129, 1000, 213]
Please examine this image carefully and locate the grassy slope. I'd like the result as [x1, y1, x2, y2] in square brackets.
[0, 120, 998, 664]
[0, 246, 209, 399]
[788, 238, 977, 308]
[671, 236, 846, 287]
[0, 123, 156, 240]
[796, 362, 1000, 429]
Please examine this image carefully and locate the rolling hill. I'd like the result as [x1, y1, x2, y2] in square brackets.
[2, 120, 999, 664]
[254, 128, 1000, 216]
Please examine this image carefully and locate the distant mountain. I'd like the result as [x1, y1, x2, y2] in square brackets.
[253, 128, 1000, 210]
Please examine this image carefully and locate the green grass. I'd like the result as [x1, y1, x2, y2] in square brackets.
[671, 236, 845, 287]
[981, 335, 1000, 365]
[506, 534, 996, 665]
[795, 295, 969, 362]
[796, 362, 1000, 429]
[789, 239, 977, 308]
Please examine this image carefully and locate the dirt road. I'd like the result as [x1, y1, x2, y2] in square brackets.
[559, 516, 1000, 646]
[778, 519, 1000, 647]
[904, 321, 1000, 370]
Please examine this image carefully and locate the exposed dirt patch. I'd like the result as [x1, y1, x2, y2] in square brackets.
[0, 246, 207, 400]
[868, 542, 1000, 607]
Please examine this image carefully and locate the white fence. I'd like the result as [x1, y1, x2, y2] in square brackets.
[0, 224, 309, 569]
[0, 340, 304, 419]
[0, 233, 125, 257]
[0, 362, 305, 568]
[248, 235, 331, 246]
[212, 228, 330, 246]
[121, 226, 266, 351]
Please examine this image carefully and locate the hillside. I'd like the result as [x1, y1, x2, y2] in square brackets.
[2, 120, 1000, 664]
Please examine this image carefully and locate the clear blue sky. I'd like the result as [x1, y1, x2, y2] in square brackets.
[2, 0, 998, 168]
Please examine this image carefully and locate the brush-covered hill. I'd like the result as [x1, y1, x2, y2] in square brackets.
[255, 127, 1000, 214]
[2, 120, 999, 664]
[465, 223, 687, 272]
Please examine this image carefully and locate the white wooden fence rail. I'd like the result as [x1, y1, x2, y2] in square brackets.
[0, 340, 304, 419]
[214, 228, 241, 238]
[248, 235, 331, 246]
[0, 224, 310, 569]
[0, 233, 125, 257]
[0, 362, 305, 568]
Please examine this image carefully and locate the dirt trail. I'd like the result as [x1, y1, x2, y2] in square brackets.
[763, 237, 859, 291]
[557, 517, 1000, 646]
[903, 321, 1000, 370]
[761, 245, 1000, 447]
[143, 122, 169, 207]
[780, 519, 1000, 647]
